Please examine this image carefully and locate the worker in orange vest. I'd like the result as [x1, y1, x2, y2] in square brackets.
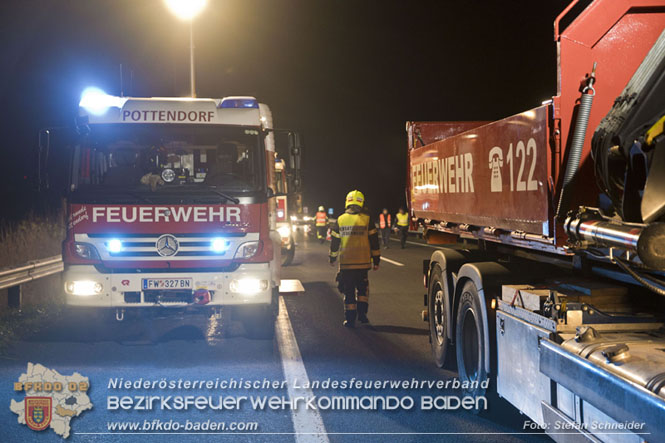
[315, 206, 328, 243]
[378, 208, 391, 248]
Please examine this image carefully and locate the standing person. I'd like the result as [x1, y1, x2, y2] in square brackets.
[315, 206, 328, 243]
[378, 208, 391, 248]
[329, 190, 380, 327]
[395, 207, 409, 249]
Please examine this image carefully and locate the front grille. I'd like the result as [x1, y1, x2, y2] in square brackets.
[124, 292, 141, 303]
[96, 263, 241, 274]
[124, 290, 200, 304]
[109, 250, 229, 257]
[78, 233, 251, 261]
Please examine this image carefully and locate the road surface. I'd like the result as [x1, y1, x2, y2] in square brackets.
[0, 232, 548, 442]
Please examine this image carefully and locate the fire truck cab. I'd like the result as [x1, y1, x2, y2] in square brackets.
[57, 90, 301, 338]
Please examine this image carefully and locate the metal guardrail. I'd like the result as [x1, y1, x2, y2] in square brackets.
[0, 255, 63, 308]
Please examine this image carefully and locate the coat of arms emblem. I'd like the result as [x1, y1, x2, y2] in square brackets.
[25, 397, 52, 431]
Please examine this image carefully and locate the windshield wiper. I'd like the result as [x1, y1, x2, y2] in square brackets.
[207, 187, 240, 204]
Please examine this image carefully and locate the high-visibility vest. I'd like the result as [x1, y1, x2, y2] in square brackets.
[379, 213, 391, 229]
[315, 211, 328, 226]
[330, 212, 380, 270]
[396, 212, 409, 227]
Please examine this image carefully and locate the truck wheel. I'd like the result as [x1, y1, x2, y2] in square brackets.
[455, 280, 488, 398]
[282, 237, 295, 266]
[428, 264, 449, 368]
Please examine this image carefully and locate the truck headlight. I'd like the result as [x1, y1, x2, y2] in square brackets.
[74, 243, 100, 260]
[65, 280, 103, 296]
[234, 241, 259, 259]
[277, 226, 291, 239]
[229, 278, 269, 295]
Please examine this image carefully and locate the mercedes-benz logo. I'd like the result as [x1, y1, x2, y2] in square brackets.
[155, 234, 179, 257]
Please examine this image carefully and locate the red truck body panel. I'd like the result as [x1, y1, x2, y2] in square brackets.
[407, 121, 489, 148]
[407, 0, 665, 249]
[409, 107, 550, 235]
[554, 0, 665, 210]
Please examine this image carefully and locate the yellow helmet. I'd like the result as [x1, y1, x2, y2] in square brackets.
[318, 206, 325, 212]
[345, 190, 365, 208]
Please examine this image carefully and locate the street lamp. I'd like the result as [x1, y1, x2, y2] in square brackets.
[164, 0, 208, 97]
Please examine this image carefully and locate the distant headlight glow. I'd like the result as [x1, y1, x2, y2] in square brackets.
[277, 226, 291, 239]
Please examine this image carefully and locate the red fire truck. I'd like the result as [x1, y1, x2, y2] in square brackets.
[408, 0, 665, 440]
[49, 92, 301, 339]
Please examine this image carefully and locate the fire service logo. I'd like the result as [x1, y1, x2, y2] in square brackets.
[25, 397, 52, 431]
[10, 363, 92, 439]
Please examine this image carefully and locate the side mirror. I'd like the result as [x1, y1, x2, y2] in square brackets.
[288, 132, 303, 191]
[38, 129, 51, 191]
[267, 188, 287, 198]
[265, 128, 304, 193]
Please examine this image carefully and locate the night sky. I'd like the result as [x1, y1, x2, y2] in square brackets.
[0, 0, 572, 219]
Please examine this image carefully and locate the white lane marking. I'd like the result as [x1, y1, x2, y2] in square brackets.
[276, 296, 329, 443]
[389, 237, 440, 249]
[380, 256, 405, 267]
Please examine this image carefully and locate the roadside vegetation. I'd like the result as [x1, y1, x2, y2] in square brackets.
[0, 206, 66, 353]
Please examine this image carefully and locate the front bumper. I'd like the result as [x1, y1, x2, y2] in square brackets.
[63, 263, 274, 308]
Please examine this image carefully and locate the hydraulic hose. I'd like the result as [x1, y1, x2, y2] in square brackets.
[612, 257, 665, 297]
[556, 63, 596, 218]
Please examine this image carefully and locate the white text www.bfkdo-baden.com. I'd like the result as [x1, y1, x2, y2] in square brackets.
[106, 419, 259, 432]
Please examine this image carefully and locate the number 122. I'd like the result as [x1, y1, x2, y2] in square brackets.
[507, 138, 538, 192]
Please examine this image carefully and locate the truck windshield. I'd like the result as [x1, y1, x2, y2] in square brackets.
[69, 124, 264, 203]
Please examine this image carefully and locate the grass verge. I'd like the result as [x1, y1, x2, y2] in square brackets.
[0, 302, 64, 355]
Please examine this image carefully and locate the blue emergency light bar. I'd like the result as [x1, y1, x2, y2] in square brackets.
[219, 98, 259, 109]
[79, 87, 127, 115]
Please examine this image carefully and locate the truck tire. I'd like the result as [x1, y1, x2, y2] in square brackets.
[455, 279, 488, 399]
[428, 264, 450, 368]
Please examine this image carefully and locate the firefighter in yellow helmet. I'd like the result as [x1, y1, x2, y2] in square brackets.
[315, 205, 328, 243]
[329, 190, 381, 327]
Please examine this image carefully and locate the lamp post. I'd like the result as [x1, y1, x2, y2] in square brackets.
[163, 0, 208, 97]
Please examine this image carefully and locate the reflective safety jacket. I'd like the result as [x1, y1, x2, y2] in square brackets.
[315, 211, 328, 226]
[330, 207, 380, 270]
[379, 213, 391, 229]
[396, 212, 409, 227]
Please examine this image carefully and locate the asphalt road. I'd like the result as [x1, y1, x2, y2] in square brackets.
[0, 232, 549, 442]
